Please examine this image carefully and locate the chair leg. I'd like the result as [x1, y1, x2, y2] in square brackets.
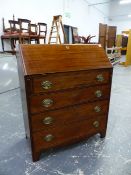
[19, 37, 22, 44]
[12, 38, 16, 51]
[29, 38, 31, 44]
[34, 39, 37, 44]
[28, 37, 31, 44]
[10, 38, 15, 51]
[36, 38, 39, 44]
[9, 38, 13, 51]
[37, 38, 40, 44]
[1, 38, 4, 52]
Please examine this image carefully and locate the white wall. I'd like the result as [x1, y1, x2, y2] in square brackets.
[0, 0, 109, 51]
[62, 0, 110, 43]
[108, 1, 131, 34]
[109, 20, 131, 34]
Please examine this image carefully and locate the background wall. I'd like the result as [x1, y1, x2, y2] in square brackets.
[0, 0, 109, 51]
[108, 0, 131, 34]
[109, 20, 131, 34]
[63, 0, 109, 41]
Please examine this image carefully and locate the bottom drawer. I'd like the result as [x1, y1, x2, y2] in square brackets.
[32, 115, 107, 152]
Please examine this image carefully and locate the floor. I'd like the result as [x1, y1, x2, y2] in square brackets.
[0, 54, 131, 175]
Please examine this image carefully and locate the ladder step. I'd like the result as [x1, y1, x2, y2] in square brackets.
[50, 42, 57, 43]
[51, 31, 57, 33]
[50, 37, 57, 38]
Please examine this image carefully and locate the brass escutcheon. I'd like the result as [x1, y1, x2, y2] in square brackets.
[96, 74, 104, 82]
[41, 81, 52, 90]
[93, 121, 99, 128]
[43, 117, 53, 125]
[42, 99, 53, 107]
[44, 134, 54, 142]
[95, 90, 102, 98]
[94, 106, 101, 113]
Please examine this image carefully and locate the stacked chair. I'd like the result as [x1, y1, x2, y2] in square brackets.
[1, 17, 47, 53]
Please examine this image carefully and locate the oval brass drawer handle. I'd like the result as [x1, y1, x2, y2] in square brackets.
[43, 116, 53, 125]
[44, 134, 54, 142]
[41, 81, 52, 90]
[93, 121, 99, 128]
[42, 99, 53, 107]
[96, 74, 104, 82]
[94, 106, 101, 113]
[95, 90, 102, 98]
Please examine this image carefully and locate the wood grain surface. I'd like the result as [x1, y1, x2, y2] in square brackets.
[31, 100, 109, 132]
[18, 44, 112, 75]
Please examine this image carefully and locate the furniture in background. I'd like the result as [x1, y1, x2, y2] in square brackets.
[2, 17, 10, 33]
[63, 24, 74, 44]
[121, 31, 128, 55]
[18, 18, 31, 44]
[1, 17, 47, 53]
[1, 20, 20, 52]
[64, 25, 96, 44]
[117, 30, 131, 66]
[116, 34, 122, 47]
[17, 44, 112, 162]
[37, 22, 47, 44]
[29, 24, 39, 44]
[125, 30, 131, 66]
[106, 47, 121, 66]
[99, 23, 117, 50]
[116, 31, 129, 55]
[72, 27, 80, 43]
[107, 26, 117, 48]
[99, 23, 107, 49]
[29, 22, 47, 44]
[1, 18, 31, 52]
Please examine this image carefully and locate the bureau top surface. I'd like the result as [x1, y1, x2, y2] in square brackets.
[18, 44, 112, 75]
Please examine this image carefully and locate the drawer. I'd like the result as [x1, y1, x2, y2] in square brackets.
[32, 115, 107, 152]
[31, 100, 109, 132]
[32, 70, 110, 93]
[30, 84, 110, 114]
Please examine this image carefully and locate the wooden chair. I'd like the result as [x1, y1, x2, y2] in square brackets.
[1, 20, 20, 52]
[9, 20, 21, 50]
[18, 18, 31, 43]
[29, 24, 39, 44]
[2, 18, 10, 33]
[37, 22, 47, 43]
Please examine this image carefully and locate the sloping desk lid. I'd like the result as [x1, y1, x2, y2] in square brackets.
[18, 44, 112, 75]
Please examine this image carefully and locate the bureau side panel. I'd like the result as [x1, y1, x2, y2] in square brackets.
[16, 50, 31, 139]
[106, 68, 113, 123]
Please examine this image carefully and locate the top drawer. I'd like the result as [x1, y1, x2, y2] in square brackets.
[32, 70, 111, 93]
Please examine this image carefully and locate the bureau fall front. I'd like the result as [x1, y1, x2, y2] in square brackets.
[17, 44, 112, 161]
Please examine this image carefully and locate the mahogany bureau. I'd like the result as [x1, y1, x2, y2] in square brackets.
[17, 44, 113, 162]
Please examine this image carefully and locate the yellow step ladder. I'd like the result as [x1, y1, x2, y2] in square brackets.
[48, 15, 67, 44]
[119, 30, 131, 66]
[125, 30, 131, 66]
